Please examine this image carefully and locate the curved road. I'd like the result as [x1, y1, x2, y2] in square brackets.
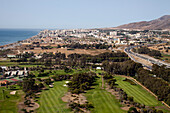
[124, 45, 170, 70]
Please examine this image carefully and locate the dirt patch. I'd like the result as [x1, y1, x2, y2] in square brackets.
[62, 92, 87, 104]
[18, 96, 40, 113]
[0, 58, 7, 61]
[62, 92, 91, 113]
[105, 87, 120, 99]
[148, 45, 170, 55]
[25, 99, 40, 111]
[24, 48, 110, 57]
[121, 107, 130, 111]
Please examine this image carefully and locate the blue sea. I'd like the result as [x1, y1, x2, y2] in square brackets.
[0, 29, 40, 46]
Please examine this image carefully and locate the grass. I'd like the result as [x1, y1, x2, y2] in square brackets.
[0, 61, 18, 66]
[85, 75, 125, 113]
[31, 69, 88, 78]
[115, 76, 170, 112]
[0, 59, 44, 67]
[50, 69, 88, 75]
[18, 65, 42, 67]
[160, 54, 170, 63]
[0, 86, 24, 113]
[115, 76, 161, 106]
[37, 81, 71, 113]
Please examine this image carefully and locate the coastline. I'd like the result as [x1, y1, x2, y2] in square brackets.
[0, 29, 41, 49]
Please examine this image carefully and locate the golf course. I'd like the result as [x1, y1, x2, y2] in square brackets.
[37, 81, 71, 113]
[115, 76, 160, 106]
[85, 76, 126, 113]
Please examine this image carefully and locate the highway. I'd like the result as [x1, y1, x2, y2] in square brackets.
[124, 45, 170, 70]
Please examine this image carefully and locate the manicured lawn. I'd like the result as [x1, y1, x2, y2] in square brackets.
[0, 86, 24, 113]
[32, 69, 89, 78]
[50, 69, 88, 75]
[37, 81, 71, 113]
[0, 61, 18, 66]
[18, 65, 42, 67]
[51, 70, 74, 75]
[115, 76, 160, 106]
[0, 59, 43, 67]
[85, 76, 125, 113]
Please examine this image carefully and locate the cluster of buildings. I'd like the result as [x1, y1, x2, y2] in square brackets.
[19, 29, 169, 46]
[0, 66, 28, 85]
[0, 28, 169, 58]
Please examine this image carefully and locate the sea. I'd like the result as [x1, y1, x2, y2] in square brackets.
[0, 29, 40, 46]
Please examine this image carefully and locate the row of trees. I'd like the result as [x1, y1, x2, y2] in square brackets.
[0, 49, 13, 57]
[102, 60, 142, 76]
[8, 51, 128, 70]
[152, 64, 170, 82]
[63, 43, 112, 49]
[137, 68, 170, 105]
[66, 52, 129, 68]
[133, 47, 162, 57]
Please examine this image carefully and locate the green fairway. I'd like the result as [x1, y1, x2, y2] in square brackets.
[85, 76, 125, 113]
[50, 69, 88, 75]
[37, 81, 71, 113]
[0, 61, 18, 66]
[18, 65, 42, 67]
[0, 86, 24, 113]
[32, 69, 88, 78]
[115, 76, 160, 106]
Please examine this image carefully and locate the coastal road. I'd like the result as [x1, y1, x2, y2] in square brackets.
[124, 45, 170, 70]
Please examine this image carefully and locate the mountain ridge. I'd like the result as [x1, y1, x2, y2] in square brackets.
[116, 15, 170, 30]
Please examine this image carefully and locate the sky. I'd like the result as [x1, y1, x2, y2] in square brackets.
[0, 0, 170, 29]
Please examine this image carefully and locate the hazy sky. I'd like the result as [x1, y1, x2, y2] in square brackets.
[0, 0, 170, 29]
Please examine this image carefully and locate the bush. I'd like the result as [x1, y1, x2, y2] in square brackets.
[128, 107, 138, 113]
[123, 78, 136, 85]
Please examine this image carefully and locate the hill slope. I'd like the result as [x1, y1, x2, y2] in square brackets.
[116, 15, 170, 30]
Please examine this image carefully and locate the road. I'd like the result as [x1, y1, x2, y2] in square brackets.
[124, 45, 170, 70]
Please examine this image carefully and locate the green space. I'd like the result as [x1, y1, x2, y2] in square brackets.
[115, 76, 160, 106]
[0, 86, 24, 113]
[85, 75, 125, 113]
[31, 69, 88, 78]
[0, 61, 18, 66]
[160, 54, 170, 63]
[18, 65, 42, 67]
[37, 81, 71, 113]
[0, 59, 43, 67]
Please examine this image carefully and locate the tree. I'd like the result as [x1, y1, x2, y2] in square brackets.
[0, 67, 3, 72]
[64, 67, 72, 73]
[128, 107, 138, 113]
[10, 86, 16, 90]
[68, 72, 97, 94]
[22, 78, 35, 92]
[128, 96, 134, 102]
[29, 58, 36, 62]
